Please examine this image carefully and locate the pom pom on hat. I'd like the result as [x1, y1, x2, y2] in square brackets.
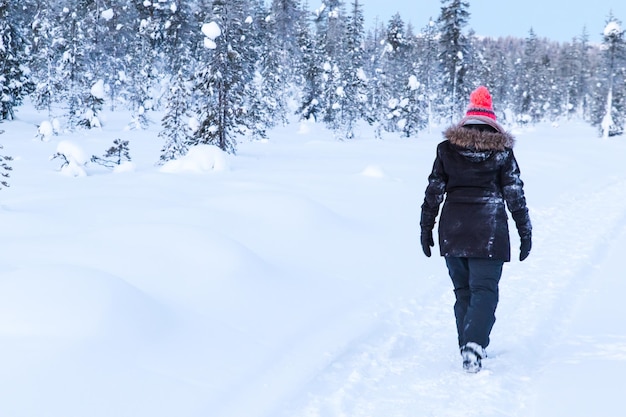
[465, 86, 496, 121]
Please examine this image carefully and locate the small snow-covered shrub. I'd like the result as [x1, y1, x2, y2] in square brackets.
[51, 141, 87, 177]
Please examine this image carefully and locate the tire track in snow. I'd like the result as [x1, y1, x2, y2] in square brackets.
[281, 178, 626, 417]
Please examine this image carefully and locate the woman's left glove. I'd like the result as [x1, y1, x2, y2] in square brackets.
[520, 236, 532, 261]
[421, 231, 434, 257]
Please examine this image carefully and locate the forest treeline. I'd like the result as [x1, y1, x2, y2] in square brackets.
[1, 0, 625, 159]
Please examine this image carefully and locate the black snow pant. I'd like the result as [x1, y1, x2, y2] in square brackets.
[445, 257, 504, 349]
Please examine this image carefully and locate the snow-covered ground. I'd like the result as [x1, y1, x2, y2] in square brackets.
[1, 107, 625, 417]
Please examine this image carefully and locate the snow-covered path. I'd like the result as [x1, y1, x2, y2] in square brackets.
[1, 112, 625, 417]
[278, 123, 626, 417]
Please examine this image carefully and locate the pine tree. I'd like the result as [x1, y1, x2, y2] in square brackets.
[0, 0, 31, 121]
[437, 0, 471, 123]
[574, 27, 594, 120]
[381, 13, 412, 134]
[90, 138, 131, 168]
[515, 28, 548, 123]
[190, 0, 258, 154]
[338, 0, 367, 139]
[399, 74, 428, 137]
[125, 0, 166, 129]
[30, 0, 59, 118]
[315, 0, 347, 130]
[595, 14, 626, 137]
[266, 0, 305, 123]
[298, 6, 324, 122]
[362, 21, 388, 137]
[159, 71, 193, 163]
[246, 0, 283, 137]
[54, 2, 93, 129]
[414, 18, 441, 130]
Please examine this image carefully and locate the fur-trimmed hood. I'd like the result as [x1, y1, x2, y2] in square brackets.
[444, 125, 515, 151]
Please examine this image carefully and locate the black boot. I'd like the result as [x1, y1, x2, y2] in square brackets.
[460, 342, 484, 373]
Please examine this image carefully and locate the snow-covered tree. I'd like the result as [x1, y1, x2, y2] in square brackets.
[337, 0, 367, 139]
[268, 0, 305, 114]
[362, 21, 388, 136]
[298, 8, 324, 122]
[159, 71, 193, 163]
[314, 0, 347, 129]
[594, 15, 626, 137]
[437, 0, 471, 122]
[30, 0, 59, 118]
[90, 138, 131, 168]
[380, 13, 413, 133]
[0, 0, 31, 121]
[437, 0, 471, 123]
[190, 0, 258, 154]
[414, 18, 442, 130]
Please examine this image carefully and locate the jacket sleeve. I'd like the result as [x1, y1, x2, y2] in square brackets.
[501, 150, 532, 240]
[420, 145, 447, 233]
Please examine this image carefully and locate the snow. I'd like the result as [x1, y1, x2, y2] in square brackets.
[37, 120, 54, 141]
[101, 8, 114, 21]
[604, 21, 622, 37]
[91, 79, 106, 100]
[160, 144, 229, 174]
[53, 139, 88, 177]
[202, 22, 222, 40]
[2, 105, 626, 417]
[408, 74, 420, 90]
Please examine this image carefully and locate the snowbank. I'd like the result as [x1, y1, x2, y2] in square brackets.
[160, 144, 229, 173]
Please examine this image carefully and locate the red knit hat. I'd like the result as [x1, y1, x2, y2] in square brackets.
[459, 86, 504, 133]
[466, 86, 496, 120]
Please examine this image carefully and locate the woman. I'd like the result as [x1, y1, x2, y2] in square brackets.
[420, 86, 532, 373]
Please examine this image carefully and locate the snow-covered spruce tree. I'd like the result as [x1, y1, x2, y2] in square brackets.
[158, 1, 196, 163]
[514, 28, 548, 124]
[297, 8, 324, 122]
[362, 21, 388, 137]
[572, 27, 594, 120]
[594, 15, 626, 138]
[554, 35, 587, 120]
[53, 2, 99, 129]
[29, 0, 60, 118]
[189, 0, 258, 154]
[380, 13, 414, 134]
[0, 0, 32, 121]
[414, 18, 442, 131]
[161, 0, 196, 78]
[298, 0, 348, 131]
[95, 0, 138, 111]
[398, 74, 428, 138]
[158, 71, 192, 164]
[256, 11, 286, 129]
[264, 0, 306, 125]
[242, 0, 280, 139]
[125, 0, 169, 130]
[90, 138, 131, 169]
[332, 0, 368, 140]
[437, 0, 471, 124]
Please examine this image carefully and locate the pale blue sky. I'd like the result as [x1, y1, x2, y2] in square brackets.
[351, 0, 626, 43]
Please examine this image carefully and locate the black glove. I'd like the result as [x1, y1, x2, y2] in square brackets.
[520, 237, 532, 261]
[421, 231, 434, 257]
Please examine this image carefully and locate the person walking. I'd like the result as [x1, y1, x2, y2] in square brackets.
[420, 86, 532, 373]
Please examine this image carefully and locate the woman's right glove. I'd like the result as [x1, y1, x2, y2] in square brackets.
[421, 231, 434, 257]
[520, 236, 532, 261]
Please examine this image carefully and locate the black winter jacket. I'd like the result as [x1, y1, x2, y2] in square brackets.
[420, 125, 531, 262]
